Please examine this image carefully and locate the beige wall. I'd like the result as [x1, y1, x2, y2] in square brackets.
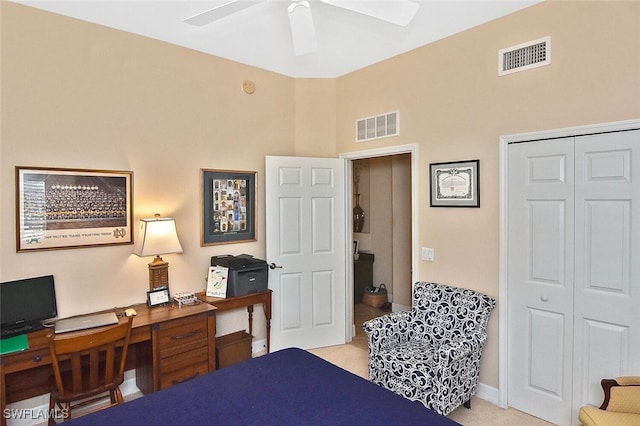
[335, 1, 640, 388]
[0, 2, 295, 338]
[293, 78, 337, 157]
[2, 0, 639, 394]
[369, 157, 393, 293]
[391, 154, 412, 307]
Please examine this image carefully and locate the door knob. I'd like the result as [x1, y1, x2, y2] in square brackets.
[269, 263, 283, 270]
[540, 295, 549, 302]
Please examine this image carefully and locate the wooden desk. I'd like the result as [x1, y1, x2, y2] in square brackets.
[198, 290, 272, 353]
[0, 302, 215, 426]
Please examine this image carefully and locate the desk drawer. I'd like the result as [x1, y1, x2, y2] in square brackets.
[2, 348, 51, 374]
[159, 345, 209, 389]
[157, 314, 208, 355]
[1, 329, 50, 374]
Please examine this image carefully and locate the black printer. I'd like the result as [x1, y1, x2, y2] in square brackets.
[210, 254, 268, 297]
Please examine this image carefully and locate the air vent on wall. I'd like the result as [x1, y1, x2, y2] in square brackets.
[499, 36, 551, 76]
[356, 111, 399, 142]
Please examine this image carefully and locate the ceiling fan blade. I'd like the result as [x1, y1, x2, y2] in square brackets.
[319, 0, 420, 26]
[288, 1, 318, 56]
[184, 0, 262, 26]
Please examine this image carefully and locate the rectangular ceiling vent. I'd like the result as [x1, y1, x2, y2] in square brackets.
[499, 36, 551, 76]
[356, 111, 399, 142]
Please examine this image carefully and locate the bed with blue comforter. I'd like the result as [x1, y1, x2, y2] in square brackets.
[69, 347, 459, 425]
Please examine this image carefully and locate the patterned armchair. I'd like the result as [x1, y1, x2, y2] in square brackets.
[363, 282, 496, 416]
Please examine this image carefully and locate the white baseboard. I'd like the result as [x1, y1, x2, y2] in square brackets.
[252, 338, 267, 356]
[475, 382, 504, 408]
[120, 369, 141, 398]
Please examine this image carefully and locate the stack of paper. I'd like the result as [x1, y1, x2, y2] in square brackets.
[206, 265, 229, 298]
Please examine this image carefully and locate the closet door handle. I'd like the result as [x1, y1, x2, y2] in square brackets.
[540, 295, 549, 302]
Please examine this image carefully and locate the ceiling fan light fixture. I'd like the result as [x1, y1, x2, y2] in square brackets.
[288, 1, 318, 56]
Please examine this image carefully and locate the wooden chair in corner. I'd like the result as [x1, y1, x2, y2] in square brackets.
[46, 316, 133, 424]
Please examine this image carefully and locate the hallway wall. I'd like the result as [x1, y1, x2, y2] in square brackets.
[353, 155, 412, 306]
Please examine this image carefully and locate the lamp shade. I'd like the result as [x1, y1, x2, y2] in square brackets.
[133, 217, 183, 257]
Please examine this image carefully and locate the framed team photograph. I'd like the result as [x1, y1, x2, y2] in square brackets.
[15, 166, 134, 251]
[429, 160, 480, 207]
[201, 169, 256, 246]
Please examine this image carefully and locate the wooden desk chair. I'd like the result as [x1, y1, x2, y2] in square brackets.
[46, 317, 133, 424]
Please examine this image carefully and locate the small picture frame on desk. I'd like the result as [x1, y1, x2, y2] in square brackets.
[147, 286, 170, 307]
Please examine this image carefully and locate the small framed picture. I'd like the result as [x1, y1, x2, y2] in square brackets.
[147, 286, 170, 307]
[200, 169, 257, 246]
[429, 160, 480, 207]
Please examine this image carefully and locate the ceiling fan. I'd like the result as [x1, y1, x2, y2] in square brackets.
[184, 0, 420, 56]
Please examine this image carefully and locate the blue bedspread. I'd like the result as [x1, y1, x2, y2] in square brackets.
[69, 347, 459, 425]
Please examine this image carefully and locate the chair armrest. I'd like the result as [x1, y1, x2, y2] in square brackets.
[363, 310, 413, 353]
[437, 335, 485, 362]
[600, 377, 640, 414]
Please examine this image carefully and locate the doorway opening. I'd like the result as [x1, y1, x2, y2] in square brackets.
[340, 144, 418, 343]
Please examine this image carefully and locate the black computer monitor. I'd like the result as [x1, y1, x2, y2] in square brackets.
[1, 275, 58, 338]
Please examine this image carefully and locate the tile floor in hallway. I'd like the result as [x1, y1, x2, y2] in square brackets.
[351, 302, 386, 350]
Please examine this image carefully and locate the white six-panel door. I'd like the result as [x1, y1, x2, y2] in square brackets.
[265, 156, 346, 351]
[507, 129, 639, 426]
[572, 131, 640, 420]
[508, 137, 576, 426]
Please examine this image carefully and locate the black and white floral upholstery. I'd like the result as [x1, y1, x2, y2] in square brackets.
[363, 282, 496, 416]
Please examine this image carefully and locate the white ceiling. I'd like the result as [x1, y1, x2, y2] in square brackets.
[12, 0, 541, 78]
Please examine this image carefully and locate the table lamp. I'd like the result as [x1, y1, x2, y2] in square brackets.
[133, 214, 183, 291]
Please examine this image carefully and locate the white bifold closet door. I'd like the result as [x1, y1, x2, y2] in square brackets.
[507, 129, 640, 426]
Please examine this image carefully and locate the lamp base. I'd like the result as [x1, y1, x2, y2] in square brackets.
[148, 255, 170, 291]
